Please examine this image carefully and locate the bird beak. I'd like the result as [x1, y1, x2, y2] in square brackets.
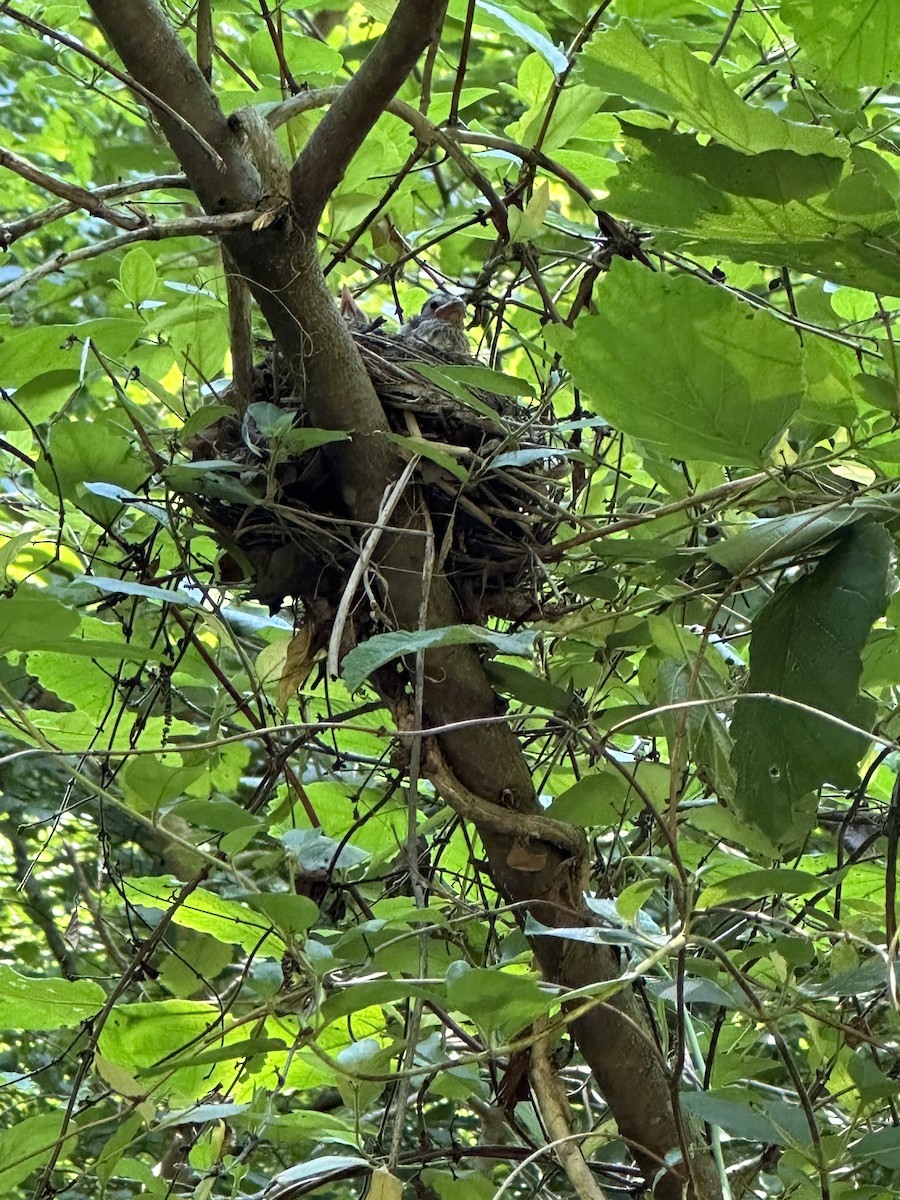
[432, 297, 466, 325]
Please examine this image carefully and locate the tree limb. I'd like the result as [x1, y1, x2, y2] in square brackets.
[0, 210, 259, 304]
[0, 145, 146, 231]
[1, 174, 189, 247]
[289, 0, 448, 231]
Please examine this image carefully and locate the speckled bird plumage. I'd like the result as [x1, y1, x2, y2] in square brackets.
[396, 289, 470, 357]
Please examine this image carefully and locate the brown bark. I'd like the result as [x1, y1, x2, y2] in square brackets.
[85, 4, 721, 1196]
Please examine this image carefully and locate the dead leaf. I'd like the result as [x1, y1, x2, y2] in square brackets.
[369, 1166, 402, 1200]
[506, 840, 548, 873]
[277, 621, 320, 710]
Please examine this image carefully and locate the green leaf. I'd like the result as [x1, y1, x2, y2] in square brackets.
[281, 827, 370, 870]
[119, 247, 157, 303]
[97, 1000, 256, 1104]
[249, 31, 342, 85]
[552, 260, 804, 465]
[245, 400, 293, 438]
[423, 1168, 497, 1200]
[1, 320, 142, 386]
[74, 575, 202, 607]
[270, 1156, 370, 1189]
[0, 1113, 67, 1192]
[322, 980, 446, 1024]
[36, 411, 149, 522]
[445, 963, 551, 1038]
[475, 1, 567, 73]
[247, 893, 319, 937]
[427, 362, 536, 397]
[174, 798, 263, 833]
[142, 1036, 287, 1074]
[341, 625, 535, 691]
[408, 365, 503, 421]
[483, 661, 575, 712]
[181, 403, 234, 439]
[850, 1127, 900, 1168]
[280, 427, 350, 454]
[284, 34, 343, 82]
[122, 877, 285, 955]
[94, 1115, 143, 1188]
[640, 627, 735, 799]
[605, 127, 900, 294]
[697, 869, 823, 909]
[0, 967, 104, 1030]
[387, 433, 469, 482]
[0, 531, 37, 586]
[679, 1090, 804, 1146]
[490, 447, 571, 470]
[581, 21, 843, 158]
[122, 754, 206, 814]
[781, 0, 900, 88]
[707, 502, 900, 575]
[732, 523, 893, 838]
[158, 1102, 249, 1128]
[0, 591, 80, 654]
[547, 771, 636, 825]
[0, 370, 79, 428]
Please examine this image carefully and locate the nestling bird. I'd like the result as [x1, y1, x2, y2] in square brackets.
[396, 290, 470, 357]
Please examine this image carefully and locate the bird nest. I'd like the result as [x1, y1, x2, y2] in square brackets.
[177, 327, 567, 624]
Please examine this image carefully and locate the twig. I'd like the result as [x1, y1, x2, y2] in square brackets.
[0, 209, 259, 302]
[326, 455, 421, 681]
[2, 4, 225, 171]
[0, 145, 146, 231]
[1, 174, 189, 246]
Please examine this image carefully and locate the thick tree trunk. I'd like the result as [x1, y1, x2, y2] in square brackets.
[87, 4, 721, 1196]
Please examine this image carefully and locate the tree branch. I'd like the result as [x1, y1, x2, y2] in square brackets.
[0, 145, 145, 231]
[273, 88, 508, 237]
[0, 210, 259, 303]
[87, 0, 258, 212]
[1, 174, 189, 247]
[289, 0, 448, 230]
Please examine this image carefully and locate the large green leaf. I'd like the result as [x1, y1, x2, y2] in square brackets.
[0, 967, 105, 1030]
[781, 0, 900, 88]
[121, 877, 285, 955]
[605, 127, 900, 293]
[97, 1000, 253, 1103]
[581, 21, 842, 158]
[445, 963, 552, 1039]
[341, 625, 535, 691]
[1, 319, 142, 386]
[731, 522, 893, 838]
[0, 1113, 67, 1192]
[710, 495, 900, 576]
[0, 591, 80, 653]
[552, 260, 804, 465]
[680, 1090, 811, 1147]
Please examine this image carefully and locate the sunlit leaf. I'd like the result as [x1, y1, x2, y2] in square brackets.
[732, 523, 893, 837]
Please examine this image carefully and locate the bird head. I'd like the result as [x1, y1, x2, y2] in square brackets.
[417, 290, 466, 329]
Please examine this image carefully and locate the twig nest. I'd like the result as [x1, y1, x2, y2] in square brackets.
[177, 326, 567, 622]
